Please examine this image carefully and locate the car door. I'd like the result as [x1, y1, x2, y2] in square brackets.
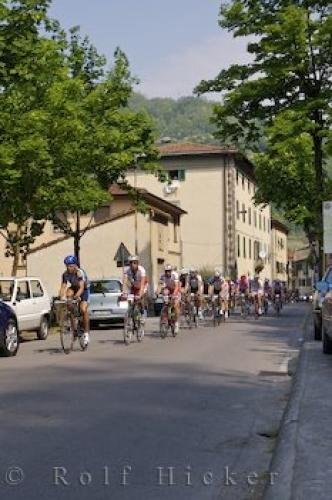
[13, 280, 35, 331]
[29, 280, 48, 329]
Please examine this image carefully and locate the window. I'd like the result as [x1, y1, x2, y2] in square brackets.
[0, 280, 14, 302]
[90, 280, 122, 294]
[263, 217, 266, 232]
[254, 210, 257, 228]
[259, 213, 262, 230]
[30, 280, 44, 298]
[242, 203, 246, 223]
[243, 237, 246, 258]
[236, 170, 239, 185]
[249, 239, 252, 259]
[237, 235, 241, 257]
[254, 241, 259, 260]
[16, 281, 30, 301]
[248, 207, 252, 225]
[242, 174, 245, 189]
[169, 169, 186, 182]
[248, 180, 251, 193]
[236, 201, 240, 220]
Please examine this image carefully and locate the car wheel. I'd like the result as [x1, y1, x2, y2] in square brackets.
[323, 327, 332, 354]
[0, 320, 19, 357]
[37, 315, 49, 340]
[314, 318, 322, 341]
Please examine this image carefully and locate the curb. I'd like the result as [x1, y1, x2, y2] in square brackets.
[263, 310, 311, 500]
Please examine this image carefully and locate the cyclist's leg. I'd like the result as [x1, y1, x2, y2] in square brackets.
[80, 300, 89, 332]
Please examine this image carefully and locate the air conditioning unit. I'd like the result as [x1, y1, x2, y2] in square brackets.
[163, 181, 179, 195]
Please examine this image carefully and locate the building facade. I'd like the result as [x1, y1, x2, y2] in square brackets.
[270, 219, 289, 282]
[128, 143, 274, 279]
[25, 188, 186, 295]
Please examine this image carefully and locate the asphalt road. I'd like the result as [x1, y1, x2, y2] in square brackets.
[0, 303, 308, 500]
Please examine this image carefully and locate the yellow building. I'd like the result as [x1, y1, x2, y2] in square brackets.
[128, 142, 273, 279]
[271, 219, 289, 282]
[25, 187, 186, 296]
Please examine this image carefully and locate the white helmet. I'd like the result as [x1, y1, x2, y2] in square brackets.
[189, 266, 197, 273]
[129, 255, 139, 263]
[180, 268, 189, 275]
[214, 269, 221, 278]
[164, 264, 172, 272]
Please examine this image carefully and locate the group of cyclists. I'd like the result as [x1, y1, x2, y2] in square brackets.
[59, 254, 288, 349]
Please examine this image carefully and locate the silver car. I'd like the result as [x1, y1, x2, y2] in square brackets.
[89, 278, 128, 327]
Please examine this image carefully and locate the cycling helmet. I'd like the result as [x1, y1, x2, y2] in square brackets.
[64, 255, 78, 266]
[129, 255, 139, 263]
[214, 269, 221, 277]
[164, 264, 172, 272]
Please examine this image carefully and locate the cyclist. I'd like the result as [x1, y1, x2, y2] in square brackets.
[157, 265, 181, 334]
[208, 270, 223, 310]
[188, 267, 204, 319]
[59, 255, 90, 346]
[238, 274, 249, 296]
[250, 274, 263, 315]
[123, 256, 148, 322]
[272, 279, 283, 301]
[179, 269, 189, 295]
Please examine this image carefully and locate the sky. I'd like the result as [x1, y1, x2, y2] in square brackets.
[50, 0, 250, 99]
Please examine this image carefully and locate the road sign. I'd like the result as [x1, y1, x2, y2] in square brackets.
[114, 243, 131, 265]
[323, 202, 332, 253]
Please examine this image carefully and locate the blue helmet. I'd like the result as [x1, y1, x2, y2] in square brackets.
[64, 255, 78, 266]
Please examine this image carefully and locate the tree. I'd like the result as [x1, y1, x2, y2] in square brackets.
[49, 30, 158, 263]
[0, 1, 157, 273]
[196, 0, 332, 276]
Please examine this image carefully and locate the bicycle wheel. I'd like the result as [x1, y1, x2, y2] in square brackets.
[78, 322, 88, 351]
[160, 321, 168, 339]
[136, 319, 144, 342]
[60, 316, 74, 354]
[123, 317, 132, 345]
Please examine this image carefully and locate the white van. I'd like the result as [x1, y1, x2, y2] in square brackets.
[0, 277, 51, 339]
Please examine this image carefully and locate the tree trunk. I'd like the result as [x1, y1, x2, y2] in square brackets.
[11, 248, 20, 276]
[74, 211, 81, 267]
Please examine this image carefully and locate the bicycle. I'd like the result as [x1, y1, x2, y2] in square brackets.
[239, 293, 250, 319]
[123, 294, 144, 345]
[211, 295, 223, 326]
[274, 293, 282, 316]
[54, 298, 88, 354]
[160, 292, 177, 338]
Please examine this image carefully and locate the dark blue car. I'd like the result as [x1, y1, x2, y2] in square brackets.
[0, 301, 19, 357]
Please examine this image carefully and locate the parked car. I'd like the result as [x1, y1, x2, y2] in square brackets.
[0, 277, 51, 340]
[89, 278, 128, 327]
[0, 301, 19, 357]
[313, 267, 332, 352]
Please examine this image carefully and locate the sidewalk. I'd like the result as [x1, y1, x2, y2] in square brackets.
[265, 316, 332, 500]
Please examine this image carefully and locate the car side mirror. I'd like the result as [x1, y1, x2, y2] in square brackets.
[315, 281, 329, 294]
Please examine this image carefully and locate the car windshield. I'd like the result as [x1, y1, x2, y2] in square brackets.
[0, 280, 14, 302]
[90, 280, 121, 294]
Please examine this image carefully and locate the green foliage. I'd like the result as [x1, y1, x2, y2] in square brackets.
[130, 94, 218, 143]
[196, 0, 332, 274]
[0, 1, 157, 273]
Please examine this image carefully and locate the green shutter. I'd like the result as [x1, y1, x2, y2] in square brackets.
[178, 169, 186, 181]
